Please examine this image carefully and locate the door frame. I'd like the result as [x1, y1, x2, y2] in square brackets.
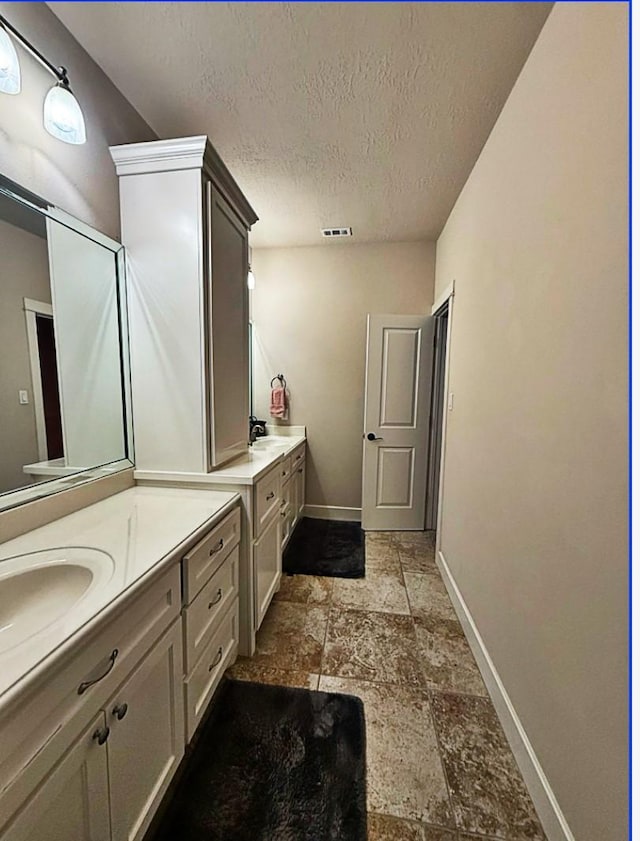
[429, 281, 455, 552]
[425, 305, 449, 530]
[23, 297, 54, 462]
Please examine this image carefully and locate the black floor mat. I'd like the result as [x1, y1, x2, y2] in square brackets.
[151, 679, 367, 841]
[283, 517, 365, 578]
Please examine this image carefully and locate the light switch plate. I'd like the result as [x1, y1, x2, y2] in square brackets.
[448, 392, 454, 411]
[19, 390, 29, 405]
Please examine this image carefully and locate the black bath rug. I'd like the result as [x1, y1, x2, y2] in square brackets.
[283, 517, 365, 578]
[152, 679, 367, 841]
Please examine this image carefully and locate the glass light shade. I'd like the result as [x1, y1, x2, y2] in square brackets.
[0, 27, 21, 95]
[247, 268, 256, 290]
[44, 84, 86, 144]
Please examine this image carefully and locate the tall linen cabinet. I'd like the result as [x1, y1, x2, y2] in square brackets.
[110, 136, 258, 473]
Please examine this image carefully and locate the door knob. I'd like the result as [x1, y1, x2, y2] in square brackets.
[92, 726, 110, 745]
[112, 702, 128, 721]
[366, 433, 383, 441]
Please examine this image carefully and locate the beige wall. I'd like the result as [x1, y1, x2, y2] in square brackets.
[0, 2, 156, 239]
[0, 2, 155, 504]
[434, 4, 628, 840]
[252, 241, 435, 511]
[0, 219, 50, 493]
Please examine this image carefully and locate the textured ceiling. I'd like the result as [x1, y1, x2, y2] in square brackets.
[48, 2, 551, 247]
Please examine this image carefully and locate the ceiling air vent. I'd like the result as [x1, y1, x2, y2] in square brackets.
[321, 227, 352, 238]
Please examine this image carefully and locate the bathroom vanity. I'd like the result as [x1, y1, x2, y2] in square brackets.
[0, 134, 307, 840]
[135, 429, 307, 656]
[109, 135, 306, 656]
[0, 487, 240, 841]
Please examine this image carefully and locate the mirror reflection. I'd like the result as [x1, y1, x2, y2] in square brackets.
[0, 186, 129, 497]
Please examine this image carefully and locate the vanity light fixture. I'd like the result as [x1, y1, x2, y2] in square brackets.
[43, 70, 86, 145]
[247, 266, 256, 290]
[0, 23, 21, 95]
[0, 13, 86, 144]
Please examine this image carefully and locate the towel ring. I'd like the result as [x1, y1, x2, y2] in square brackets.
[270, 374, 287, 388]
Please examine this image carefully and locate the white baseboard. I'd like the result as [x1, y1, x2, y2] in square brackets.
[303, 504, 362, 522]
[436, 549, 575, 841]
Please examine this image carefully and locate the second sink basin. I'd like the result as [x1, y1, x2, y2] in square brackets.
[0, 547, 115, 653]
[250, 438, 290, 452]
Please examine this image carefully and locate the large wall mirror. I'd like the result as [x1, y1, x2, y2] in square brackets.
[0, 176, 133, 512]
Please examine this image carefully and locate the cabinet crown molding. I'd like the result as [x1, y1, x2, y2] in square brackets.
[110, 135, 258, 228]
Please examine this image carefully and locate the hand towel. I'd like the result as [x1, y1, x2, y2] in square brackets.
[270, 385, 288, 420]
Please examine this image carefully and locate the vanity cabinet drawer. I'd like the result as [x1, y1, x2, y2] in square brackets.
[182, 505, 240, 604]
[0, 564, 181, 827]
[254, 464, 281, 537]
[290, 443, 305, 470]
[183, 598, 239, 740]
[279, 455, 292, 483]
[183, 545, 239, 674]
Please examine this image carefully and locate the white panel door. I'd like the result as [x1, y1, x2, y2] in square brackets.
[362, 314, 434, 530]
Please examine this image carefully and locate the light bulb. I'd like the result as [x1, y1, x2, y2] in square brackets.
[43, 83, 86, 145]
[0, 26, 21, 95]
[247, 268, 256, 290]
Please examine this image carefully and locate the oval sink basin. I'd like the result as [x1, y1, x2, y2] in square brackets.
[0, 547, 114, 653]
[250, 439, 290, 452]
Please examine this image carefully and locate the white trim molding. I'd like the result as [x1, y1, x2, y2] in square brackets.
[23, 297, 53, 461]
[436, 549, 576, 841]
[110, 136, 258, 226]
[431, 279, 455, 316]
[435, 290, 455, 552]
[304, 504, 361, 523]
[110, 135, 209, 176]
[23, 298, 53, 316]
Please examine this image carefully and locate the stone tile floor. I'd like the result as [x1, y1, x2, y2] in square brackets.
[226, 531, 546, 841]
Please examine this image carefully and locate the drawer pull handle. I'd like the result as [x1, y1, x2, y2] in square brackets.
[208, 588, 223, 609]
[266, 491, 275, 501]
[295, 454, 302, 461]
[112, 702, 128, 721]
[282, 470, 287, 477]
[78, 649, 118, 695]
[298, 468, 303, 474]
[208, 646, 223, 672]
[209, 539, 224, 557]
[93, 726, 110, 746]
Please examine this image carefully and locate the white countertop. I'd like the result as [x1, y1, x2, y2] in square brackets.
[0, 486, 239, 702]
[22, 457, 85, 477]
[134, 434, 306, 487]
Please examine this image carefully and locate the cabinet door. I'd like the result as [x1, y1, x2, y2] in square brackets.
[106, 621, 184, 841]
[293, 460, 306, 524]
[2, 713, 110, 841]
[281, 477, 292, 549]
[254, 513, 281, 628]
[298, 460, 306, 516]
[206, 182, 249, 468]
[289, 470, 298, 530]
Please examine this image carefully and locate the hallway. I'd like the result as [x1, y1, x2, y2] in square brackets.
[228, 531, 546, 841]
